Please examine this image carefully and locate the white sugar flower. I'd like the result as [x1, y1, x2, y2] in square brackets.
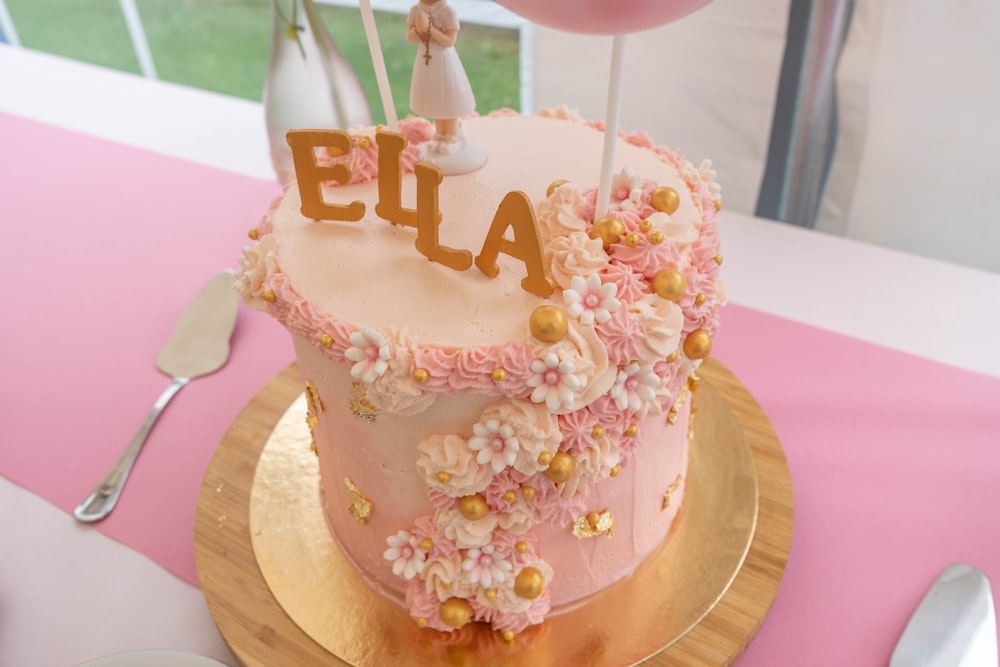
[527, 352, 582, 411]
[699, 159, 722, 200]
[563, 274, 620, 325]
[383, 530, 427, 580]
[468, 419, 519, 474]
[461, 544, 512, 588]
[610, 362, 660, 413]
[345, 327, 390, 383]
[609, 167, 644, 211]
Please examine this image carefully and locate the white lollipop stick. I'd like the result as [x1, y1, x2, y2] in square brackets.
[595, 34, 627, 219]
[358, 0, 398, 130]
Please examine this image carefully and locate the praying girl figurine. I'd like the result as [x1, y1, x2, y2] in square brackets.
[407, 0, 487, 174]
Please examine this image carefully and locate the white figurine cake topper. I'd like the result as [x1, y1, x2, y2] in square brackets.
[407, 0, 487, 174]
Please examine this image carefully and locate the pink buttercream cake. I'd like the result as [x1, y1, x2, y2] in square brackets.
[236, 108, 724, 637]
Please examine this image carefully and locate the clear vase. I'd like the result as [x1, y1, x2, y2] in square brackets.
[264, 0, 373, 184]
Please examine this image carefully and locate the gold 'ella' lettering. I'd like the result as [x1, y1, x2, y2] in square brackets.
[475, 191, 554, 298]
[286, 130, 365, 222]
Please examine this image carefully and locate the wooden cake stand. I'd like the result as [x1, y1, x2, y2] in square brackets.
[195, 357, 793, 666]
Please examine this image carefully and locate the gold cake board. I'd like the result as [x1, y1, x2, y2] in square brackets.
[195, 358, 793, 666]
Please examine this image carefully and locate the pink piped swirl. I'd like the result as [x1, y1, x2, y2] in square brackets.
[595, 306, 644, 368]
[600, 260, 648, 305]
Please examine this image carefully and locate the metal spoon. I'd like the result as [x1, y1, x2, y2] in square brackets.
[74, 270, 239, 523]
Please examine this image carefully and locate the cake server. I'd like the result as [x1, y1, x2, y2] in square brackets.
[890, 563, 998, 667]
[74, 270, 239, 523]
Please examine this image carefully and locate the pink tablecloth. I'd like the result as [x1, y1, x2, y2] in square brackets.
[3, 113, 998, 666]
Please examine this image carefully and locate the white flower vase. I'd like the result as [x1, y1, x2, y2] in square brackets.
[264, 0, 372, 184]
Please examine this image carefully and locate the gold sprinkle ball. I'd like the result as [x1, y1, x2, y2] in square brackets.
[515, 541, 529, 553]
[502, 490, 517, 503]
[666, 351, 679, 363]
[695, 293, 707, 306]
[688, 374, 701, 392]
[624, 232, 641, 247]
[248, 228, 259, 240]
[537, 451, 553, 466]
[439, 597, 473, 628]
[586, 511, 601, 530]
[416, 617, 428, 628]
[610, 465, 620, 477]
[714, 199, 722, 212]
[412, 368, 429, 384]
[638, 218, 653, 232]
[521, 485, 536, 500]
[262, 289, 276, 303]
[652, 269, 686, 301]
[714, 254, 724, 266]
[491, 367, 507, 383]
[457, 494, 489, 521]
[546, 179, 569, 197]
[591, 424, 605, 439]
[651, 186, 680, 215]
[501, 630, 516, 643]
[543, 451, 576, 484]
[589, 216, 626, 250]
[485, 588, 498, 601]
[683, 329, 713, 360]
[358, 135, 371, 150]
[437, 471, 452, 484]
[514, 567, 546, 599]
[529, 305, 569, 343]
[649, 230, 665, 244]
[319, 334, 333, 348]
[419, 537, 433, 551]
[625, 424, 639, 437]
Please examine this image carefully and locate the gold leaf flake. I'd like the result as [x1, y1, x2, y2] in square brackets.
[662, 474, 683, 510]
[572, 509, 615, 539]
[348, 382, 379, 422]
[344, 477, 373, 525]
[305, 380, 324, 427]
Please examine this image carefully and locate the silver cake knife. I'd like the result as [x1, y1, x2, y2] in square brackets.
[74, 270, 239, 523]
[891, 563, 998, 667]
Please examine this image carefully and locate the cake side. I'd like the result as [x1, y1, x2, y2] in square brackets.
[236, 109, 724, 635]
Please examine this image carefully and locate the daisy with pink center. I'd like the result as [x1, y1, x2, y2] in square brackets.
[461, 544, 512, 588]
[344, 327, 390, 383]
[383, 530, 428, 580]
[608, 167, 644, 211]
[468, 419, 519, 474]
[527, 352, 582, 411]
[563, 274, 620, 325]
[610, 362, 660, 413]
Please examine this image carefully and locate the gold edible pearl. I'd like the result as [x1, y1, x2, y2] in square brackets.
[484, 588, 498, 601]
[537, 451, 553, 466]
[651, 186, 680, 215]
[714, 254, 724, 266]
[589, 216, 626, 250]
[515, 541, 529, 553]
[416, 617, 428, 628]
[491, 367, 507, 382]
[262, 289, 276, 303]
[610, 465, 620, 477]
[683, 329, 713, 360]
[667, 408, 679, 424]
[457, 494, 489, 521]
[514, 567, 546, 599]
[652, 269, 686, 301]
[543, 451, 576, 484]
[521, 485, 535, 500]
[419, 537, 433, 551]
[591, 424, 605, 439]
[666, 351, 678, 363]
[439, 597, 473, 628]
[687, 375, 701, 392]
[546, 179, 569, 197]
[695, 293, 707, 306]
[625, 424, 638, 437]
[649, 230, 665, 244]
[358, 135, 371, 150]
[624, 232, 641, 247]
[501, 630, 516, 643]
[319, 334, 333, 348]
[437, 471, 452, 484]
[529, 305, 569, 343]
[586, 511, 601, 530]
[502, 490, 517, 503]
[714, 199, 722, 212]
[248, 228, 259, 240]
[638, 219, 653, 232]
[412, 368, 429, 384]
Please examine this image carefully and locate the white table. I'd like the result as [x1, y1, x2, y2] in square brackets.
[2, 44, 998, 667]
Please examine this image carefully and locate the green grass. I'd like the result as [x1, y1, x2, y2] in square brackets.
[6, 0, 520, 123]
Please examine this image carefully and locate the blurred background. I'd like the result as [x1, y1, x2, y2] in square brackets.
[2, 0, 997, 273]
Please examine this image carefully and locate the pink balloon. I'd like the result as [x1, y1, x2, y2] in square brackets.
[494, 0, 714, 35]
